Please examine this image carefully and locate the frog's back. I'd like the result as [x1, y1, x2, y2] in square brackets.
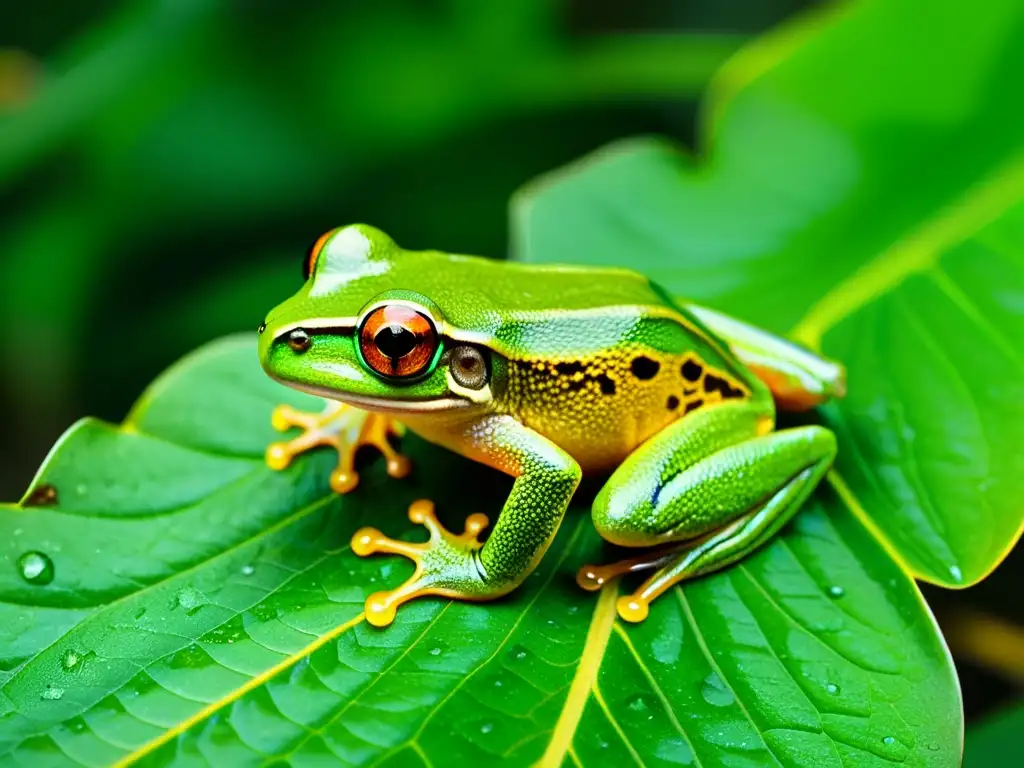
[449, 258, 757, 473]
[408, 252, 669, 335]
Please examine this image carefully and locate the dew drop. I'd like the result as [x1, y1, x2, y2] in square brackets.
[134, 607, 147, 620]
[240, 564, 255, 576]
[626, 693, 653, 714]
[61, 649, 82, 671]
[172, 586, 206, 616]
[24, 484, 58, 507]
[882, 736, 895, 746]
[494, 679, 503, 688]
[18, 551, 54, 585]
[41, 685, 65, 701]
[828, 585, 845, 598]
[825, 683, 839, 695]
[508, 645, 529, 662]
[429, 647, 441, 656]
[480, 722, 493, 735]
[949, 565, 963, 582]
[701, 673, 735, 707]
[927, 742, 940, 751]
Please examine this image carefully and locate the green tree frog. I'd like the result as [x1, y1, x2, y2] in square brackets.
[258, 225, 845, 628]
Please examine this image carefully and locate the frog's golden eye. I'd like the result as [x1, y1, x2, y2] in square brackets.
[303, 230, 335, 281]
[359, 304, 439, 379]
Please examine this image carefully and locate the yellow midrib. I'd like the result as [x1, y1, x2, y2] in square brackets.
[791, 151, 1024, 349]
[113, 612, 366, 767]
[539, 583, 619, 768]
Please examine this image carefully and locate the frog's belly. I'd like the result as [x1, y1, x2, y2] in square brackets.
[511, 372, 684, 474]
[506, 348, 753, 474]
[520, 400, 675, 475]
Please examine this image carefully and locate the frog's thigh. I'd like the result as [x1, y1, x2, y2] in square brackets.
[592, 399, 775, 547]
[587, 421, 836, 622]
[594, 424, 835, 549]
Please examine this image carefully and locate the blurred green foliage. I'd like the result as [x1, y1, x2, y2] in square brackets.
[0, 0, 752, 502]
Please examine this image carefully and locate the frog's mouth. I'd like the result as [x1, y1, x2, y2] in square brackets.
[332, 391, 472, 414]
[274, 377, 472, 415]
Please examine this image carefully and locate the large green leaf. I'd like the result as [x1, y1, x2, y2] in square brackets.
[1, 337, 959, 767]
[513, 0, 1024, 587]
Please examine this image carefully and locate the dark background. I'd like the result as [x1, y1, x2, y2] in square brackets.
[1, 0, 1019, 744]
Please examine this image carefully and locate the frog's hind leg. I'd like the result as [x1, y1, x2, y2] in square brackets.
[265, 399, 411, 494]
[578, 399, 836, 622]
[685, 302, 846, 411]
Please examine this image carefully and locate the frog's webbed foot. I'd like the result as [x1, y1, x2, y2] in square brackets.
[265, 400, 411, 494]
[351, 500, 493, 627]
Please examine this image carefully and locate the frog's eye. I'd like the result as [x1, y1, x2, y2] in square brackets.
[303, 230, 335, 281]
[358, 304, 439, 379]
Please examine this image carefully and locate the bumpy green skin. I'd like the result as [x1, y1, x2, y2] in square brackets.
[258, 224, 842, 622]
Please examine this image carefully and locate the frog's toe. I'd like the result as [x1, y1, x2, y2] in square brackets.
[576, 547, 682, 623]
[264, 400, 411, 494]
[575, 548, 675, 593]
[616, 594, 651, 623]
[351, 500, 491, 628]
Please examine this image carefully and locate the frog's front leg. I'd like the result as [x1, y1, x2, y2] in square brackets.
[265, 399, 410, 494]
[578, 399, 836, 622]
[351, 414, 582, 627]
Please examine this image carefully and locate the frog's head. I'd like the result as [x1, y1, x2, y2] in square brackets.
[258, 224, 497, 415]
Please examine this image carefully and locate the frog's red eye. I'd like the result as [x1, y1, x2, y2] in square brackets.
[359, 305, 439, 379]
[303, 230, 336, 281]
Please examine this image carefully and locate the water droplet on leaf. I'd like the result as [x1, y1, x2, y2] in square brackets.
[626, 693, 653, 715]
[41, 685, 65, 701]
[172, 586, 206, 616]
[701, 673, 734, 707]
[882, 736, 895, 746]
[826, 683, 839, 694]
[429, 647, 441, 656]
[24, 484, 58, 507]
[18, 551, 54, 585]
[949, 565, 963, 582]
[240, 564, 255, 576]
[61, 649, 83, 671]
[480, 722, 493, 735]
[828, 585, 845, 598]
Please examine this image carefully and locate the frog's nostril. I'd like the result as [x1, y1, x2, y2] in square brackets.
[287, 328, 312, 353]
